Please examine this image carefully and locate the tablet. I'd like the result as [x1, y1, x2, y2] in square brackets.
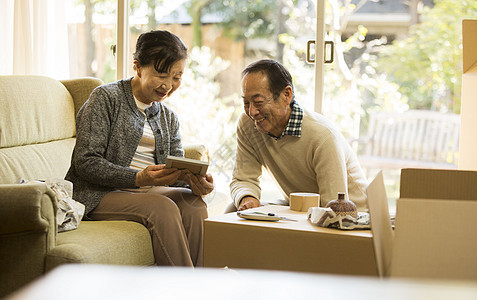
[165, 156, 209, 176]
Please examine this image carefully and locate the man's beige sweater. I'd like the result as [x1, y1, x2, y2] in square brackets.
[230, 107, 368, 211]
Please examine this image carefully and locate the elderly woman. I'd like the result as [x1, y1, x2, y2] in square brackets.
[66, 30, 213, 267]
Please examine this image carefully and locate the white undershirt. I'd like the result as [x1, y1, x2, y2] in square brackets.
[130, 97, 156, 171]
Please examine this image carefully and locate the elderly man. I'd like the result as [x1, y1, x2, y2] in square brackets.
[229, 59, 368, 211]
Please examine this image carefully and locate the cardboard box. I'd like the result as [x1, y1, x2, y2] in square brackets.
[459, 19, 477, 170]
[367, 169, 477, 280]
[203, 205, 377, 276]
[366, 171, 394, 278]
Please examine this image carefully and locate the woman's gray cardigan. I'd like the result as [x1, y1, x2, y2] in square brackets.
[65, 78, 184, 216]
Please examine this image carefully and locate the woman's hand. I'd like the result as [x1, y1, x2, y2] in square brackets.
[135, 164, 181, 187]
[183, 172, 214, 196]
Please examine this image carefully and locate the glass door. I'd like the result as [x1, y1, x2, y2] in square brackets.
[116, 0, 474, 212]
[312, 0, 474, 210]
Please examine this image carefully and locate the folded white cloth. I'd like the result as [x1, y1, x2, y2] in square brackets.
[307, 207, 370, 230]
[17, 178, 85, 232]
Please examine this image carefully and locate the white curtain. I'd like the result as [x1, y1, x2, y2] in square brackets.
[0, 0, 69, 79]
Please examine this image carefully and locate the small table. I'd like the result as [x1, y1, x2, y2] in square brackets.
[204, 205, 377, 275]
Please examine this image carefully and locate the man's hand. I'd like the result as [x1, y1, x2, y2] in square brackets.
[135, 164, 181, 187]
[183, 172, 214, 196]
[238, 196, 260, 211]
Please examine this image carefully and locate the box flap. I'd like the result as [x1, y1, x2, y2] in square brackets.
[400, 168, 477, 200]
[463, 19, 477, 73]
[366, 171, 394, 278]
[391, 198, 477, 280]
[464, 63, 477, 76]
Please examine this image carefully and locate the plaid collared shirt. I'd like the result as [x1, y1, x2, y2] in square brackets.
[270, 100, 303, 140]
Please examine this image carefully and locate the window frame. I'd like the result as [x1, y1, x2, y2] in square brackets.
[116, 0, 129, 81]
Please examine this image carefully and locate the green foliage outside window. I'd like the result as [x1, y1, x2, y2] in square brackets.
[378, 0, 477, 114]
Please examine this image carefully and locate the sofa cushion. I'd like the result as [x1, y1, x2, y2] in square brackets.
[0, 76, 76, 148]
[45, 221, 155, 270]
[0, 138, 76, 184]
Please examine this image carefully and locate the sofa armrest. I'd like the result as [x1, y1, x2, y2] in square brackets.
[0, 183, 58, 297]
[60, 77, 104, 117]
[0, 183, 57, 234]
